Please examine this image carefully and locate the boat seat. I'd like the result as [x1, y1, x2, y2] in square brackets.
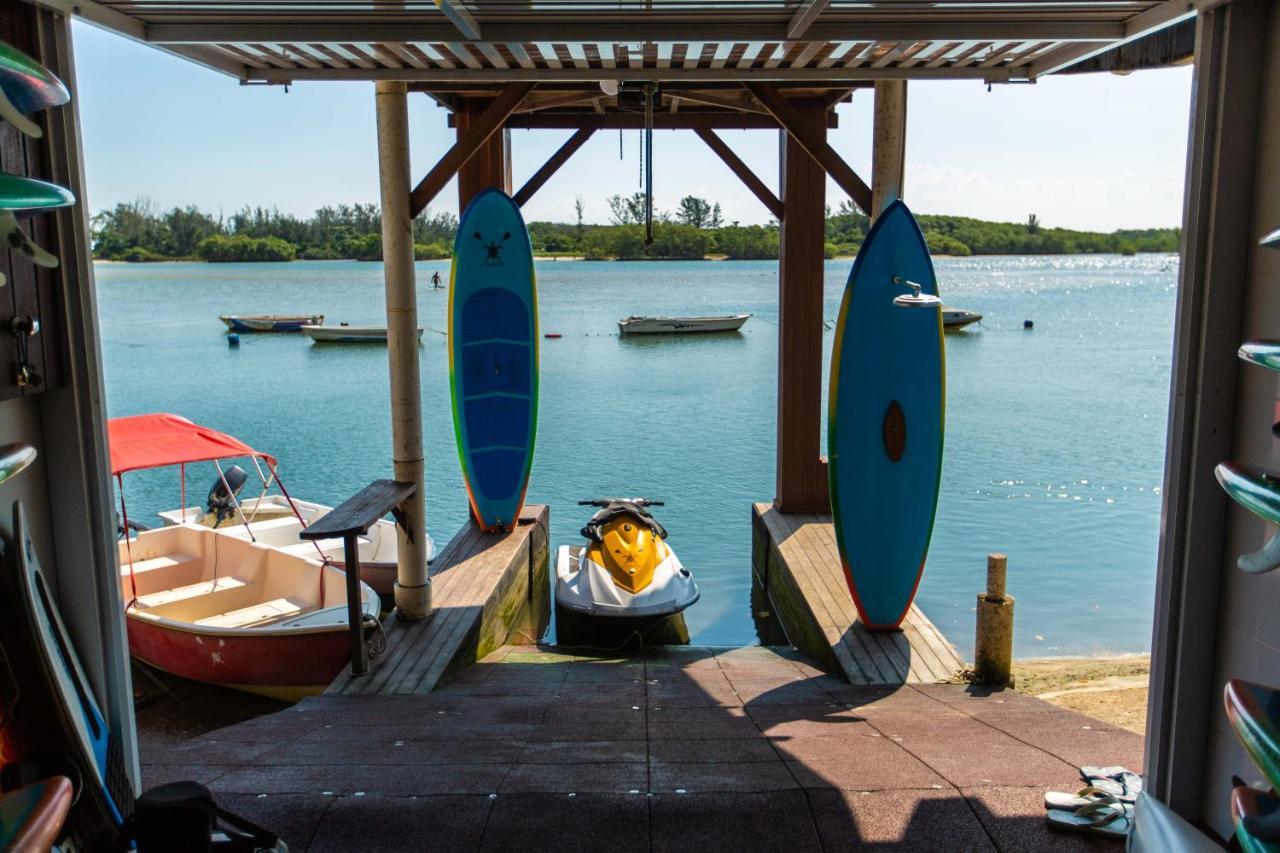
[119, 554, 203, 596]
[194, 597, 307, 629]
[279, 538, 369, 558]
[134, 576, 248, 609]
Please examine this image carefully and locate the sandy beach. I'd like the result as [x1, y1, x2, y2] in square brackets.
[1015, 655, 1151, 734]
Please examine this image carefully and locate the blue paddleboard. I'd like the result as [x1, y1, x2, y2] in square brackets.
[448, 189, 538, 532]
[828, 200, 945, 630]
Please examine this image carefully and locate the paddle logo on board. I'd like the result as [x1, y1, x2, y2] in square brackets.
[473, 230, 512, 266]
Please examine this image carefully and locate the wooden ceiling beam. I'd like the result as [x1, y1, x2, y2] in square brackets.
[788, 0, 831, 40]
[409, 83, 534, 217]
[435, 0, 482, 40]
[499, 110, 836, 130]
[145, 21, 1125, 46]
[743, 82, 872, 211]
[694, 128, 783, 221]
[512, 128, 595, 207]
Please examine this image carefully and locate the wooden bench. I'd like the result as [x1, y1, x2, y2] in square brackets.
[301, 479, 416, 675]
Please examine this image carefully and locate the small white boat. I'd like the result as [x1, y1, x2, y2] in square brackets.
[617, 314, 750, 335]
[109, 413, 382, 700]
[220, 314, 323, 333]
[941, 306, 982, 330]
[159, 494, 432, 603]
[302, 323, 423, 343]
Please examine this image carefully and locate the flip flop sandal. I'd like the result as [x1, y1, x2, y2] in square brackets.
[1081, 765, 1143, 800]
[1046, 800, 1133, 840]
[1044, 787, 1121, 811]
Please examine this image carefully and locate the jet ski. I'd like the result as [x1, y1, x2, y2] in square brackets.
[554, 499, 699, 645]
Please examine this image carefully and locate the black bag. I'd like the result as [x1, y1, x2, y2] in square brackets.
[117, 781, 285, 852]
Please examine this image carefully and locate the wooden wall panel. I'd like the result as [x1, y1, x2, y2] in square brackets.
[0, 3, 67, 401]
[455, 96, 512, 211]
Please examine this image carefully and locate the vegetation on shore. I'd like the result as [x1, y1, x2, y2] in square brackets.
[91, 195, 1179, 263]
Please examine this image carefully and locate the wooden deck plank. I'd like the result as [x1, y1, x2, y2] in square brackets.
[767, 511, 885, 682]
[326, 507, 549, 696]
[752, 503, 968, 686]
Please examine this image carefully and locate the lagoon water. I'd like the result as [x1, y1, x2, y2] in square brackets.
[97, 254, 1176, 658]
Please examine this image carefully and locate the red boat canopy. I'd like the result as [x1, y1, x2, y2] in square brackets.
[108, 413, 276, 476]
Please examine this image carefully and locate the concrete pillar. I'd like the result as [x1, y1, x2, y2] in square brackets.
[775, 98, 830, 514]
[375, 81, 431, 620]
[870, 80, 907, 222]
[974, 553, 1014, 686]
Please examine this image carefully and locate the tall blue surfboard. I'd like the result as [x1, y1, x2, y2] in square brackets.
[828, 200, 944, 630]
[448, 189, 538, 532]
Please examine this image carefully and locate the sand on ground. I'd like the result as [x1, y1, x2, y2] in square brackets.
[1014, 655, 1150, 734]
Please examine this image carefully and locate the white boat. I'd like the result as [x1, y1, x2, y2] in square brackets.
[109, 413, 382, 700]
[617, 313, 750, 334]
[941, 306, 982, 330]
[219, 314, 323, 333]
[301, 323, 424, 343]
[158, 494, 433, 603]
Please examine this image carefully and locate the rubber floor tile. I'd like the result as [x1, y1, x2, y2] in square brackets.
[650, 791, 823, 853]
[479, 792, 648, 853]
[806, 787, 998, 852]
[309, 794, 491, 853]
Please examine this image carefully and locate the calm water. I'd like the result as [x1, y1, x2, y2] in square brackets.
[96, 254, 1177, 657]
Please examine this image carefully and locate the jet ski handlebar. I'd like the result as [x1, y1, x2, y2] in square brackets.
[578, 498, 664, 507]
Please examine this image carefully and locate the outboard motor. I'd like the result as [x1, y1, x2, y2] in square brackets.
[205, 465, 248, 525]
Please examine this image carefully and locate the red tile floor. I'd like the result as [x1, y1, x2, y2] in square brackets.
[140, 645, 1145, 851]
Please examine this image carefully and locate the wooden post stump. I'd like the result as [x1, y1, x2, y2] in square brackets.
[975, 553, 1015, 686]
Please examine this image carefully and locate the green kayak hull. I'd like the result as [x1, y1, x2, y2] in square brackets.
[1227, 680, 1280, 794]
[0, 173, 73, 211]
[1241, 342, 1280, 373]
[1233, 785, 1280, 853]
[1217, 462, 1280, 527]
[0, 42, 68, 116]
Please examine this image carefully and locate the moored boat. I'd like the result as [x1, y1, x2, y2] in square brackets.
[219, 314, 323, 333]
[617, 313, 750, 334]
[302, 323, 423, 343]
[157, 494, 433, 604]
[941, 306, 982, 330]
[109, 413, 383, 699]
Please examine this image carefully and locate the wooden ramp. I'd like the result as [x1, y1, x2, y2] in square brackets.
[327, 505, 550, 695]
[751, 503, 965, 685]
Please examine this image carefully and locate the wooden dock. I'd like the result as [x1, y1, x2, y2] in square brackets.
[327, 505, 550, 695]
[751, 503, 966, 685]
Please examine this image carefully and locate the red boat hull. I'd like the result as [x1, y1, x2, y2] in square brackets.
[126, 616, 350, 700]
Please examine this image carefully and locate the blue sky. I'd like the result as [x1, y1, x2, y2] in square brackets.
[71, 22, 1193, 231]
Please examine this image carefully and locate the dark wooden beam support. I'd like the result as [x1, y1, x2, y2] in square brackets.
[496, 111, 837, 131]
[694, 128, 783, 221]
[775, 97, 829, 513]
[512, 128, 595, 208]
[744, 81, 872, 213]
[456, 96, 514, 210]
[409, 82, 533, 216]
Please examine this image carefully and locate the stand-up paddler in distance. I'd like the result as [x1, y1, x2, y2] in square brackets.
[828, 199, 945, 630]
[448, 189, 538, 532]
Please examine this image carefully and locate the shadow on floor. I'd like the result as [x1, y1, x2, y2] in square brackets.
[139, 645, 1146, 852]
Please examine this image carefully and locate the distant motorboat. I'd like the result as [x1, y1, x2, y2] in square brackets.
[618, 313, 750, 335]
[302, 323, 423, 343]
[941, 306, 982, 330]
[220, 314, 323, 333]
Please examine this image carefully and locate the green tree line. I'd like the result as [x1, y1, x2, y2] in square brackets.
[90, 194, 1179, 263]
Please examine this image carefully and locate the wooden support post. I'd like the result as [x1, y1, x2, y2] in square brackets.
[745, 82, 872, 213]
[457, 96, 514, 211]
[409, 83, 531, 216]
[694, 128, 783, 221]
[513, 128, 594, 208]
[775, 98, 829, 514]
[974, 553, 1014, 686]
[375, 81, 431, 620]
[870, 80, 907, 221]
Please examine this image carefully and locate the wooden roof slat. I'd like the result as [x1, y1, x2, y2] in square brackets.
[375, 42, 428, 69]
[977, 40, 1022, 68]
[472, 41, 510, 69]
[212, 43, 270, 69]
[232, 43, 295, 68]
[682, 41, 703, 69]
[505, 41, 534, 69]
[335, 42, 382, 69]
[698, 42, 718, 68]
[789, 40, 827, 68]
[951, 40, 996, 67]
